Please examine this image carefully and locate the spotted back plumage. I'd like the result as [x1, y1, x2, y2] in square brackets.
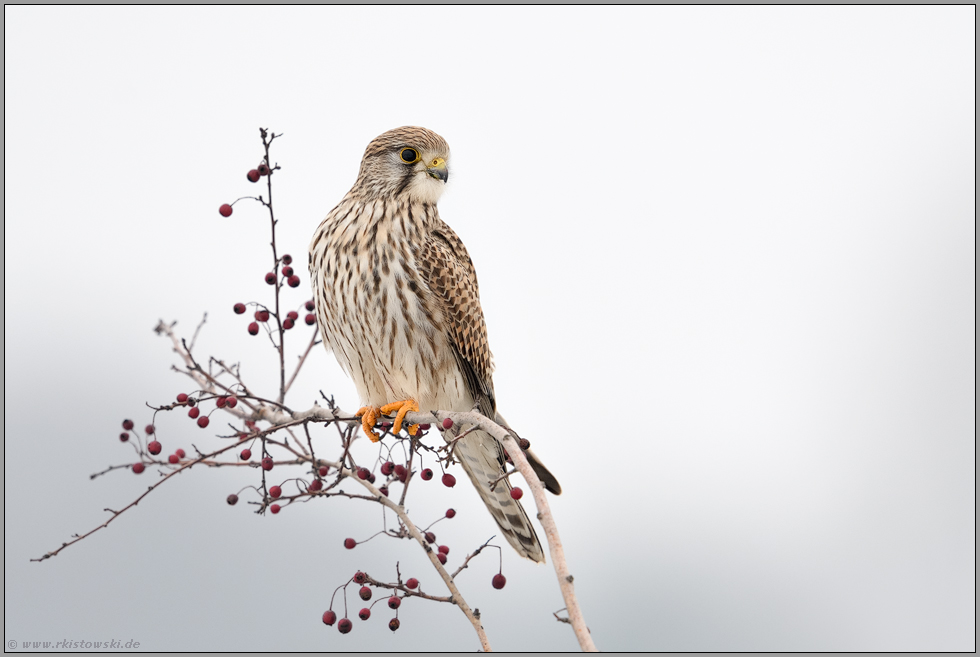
[309, 126, 558, 563]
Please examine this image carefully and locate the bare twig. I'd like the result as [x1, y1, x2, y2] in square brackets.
[283, 330, 319, 396]
[189, 312, 207, 352]
[32, 438, 245, 562]
[450, 537, 495, 579]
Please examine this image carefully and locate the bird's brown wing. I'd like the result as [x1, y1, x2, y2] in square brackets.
[416, 224, 496, 416]
[416, 223, 552, 561]
[417, 223, 563, 497]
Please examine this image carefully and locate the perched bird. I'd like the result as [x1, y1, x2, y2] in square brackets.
[309, 126, 560, 562]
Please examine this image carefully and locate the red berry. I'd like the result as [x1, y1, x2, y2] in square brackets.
[176, 448, 186, 458]
[344, 538, 356, 550]
[270, 504, 281, 514]
[357, 467, 370, 480]
[358, 608, 370, 621]
[168, 454, 179, 464]
[322, 610, 337, 626]
[218, 203, 233, 217]
[132, 463, 145, 474]
[226, 396, 238, 408]
[286, 310, 298, 321]
[304, 313, 316, 326]
[338, 618, 352, 634]
[308, 479, 323, 492]
[265, 272, 277, 285]
[255, 309, 270, 322]
[281, 253, 292, 264]
[119, 432, 129, 442]
[258, 164, 271, 176]
[145, 424, 155, 435]
[305, 300, 315, 311]
[393, 464, 406, 478]
[387, 596, 401, 609]
[378, 485, 389, 497]
[424, 531, 436, 544]
[283, 318, 294, 330]
[405, 578, 418, 590]
[176, 393, 189, 402]
[233, 303, 246, 315]
[215, 396, 226, 408]
[380, 461, 394, 476]
[240, 449, 251, 460]
[388, 618, 400, 632]
[436, 552, 447, 565]
[369, 472, 377, 484]
[281, 265, 294, 277]
[519, 437, 531, 450]
[147, 441, 162, 455]
[269, 485, 281, 498]
[287, 274, 300, 288]
[421, 468, 433, 481]
[354, 571, 367, 584]
[359, 586, 372, 601]
[248, 322, 259, 336]
[438, 544, 449, 555]
[445, 508, 456, 518]
[318, 465, 329, 477]
[442, 473, 456, 488]
[122, 419, 134, 431]
[197, 416, 210, 428]
[510, 487, 524, 500]
[187, 398, 197, 407]
[492, 574, 506, 589]
[188, 407, 200, 419]
[441, 417, 453, 430]
[227, 494, 238, 505]
[247, 169, 260, 183]
[261, 457, 274, 471]
[419, 423, 431, 431]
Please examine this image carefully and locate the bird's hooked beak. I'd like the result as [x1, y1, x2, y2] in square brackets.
[426, 157, 449, 183]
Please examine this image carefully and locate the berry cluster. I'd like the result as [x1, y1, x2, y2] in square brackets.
[234, 294, 317, 336]
[320, 572, 423, 635]
[118, 417, 188, 474]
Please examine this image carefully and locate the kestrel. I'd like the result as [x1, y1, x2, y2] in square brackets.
[309, 126, 560, 562]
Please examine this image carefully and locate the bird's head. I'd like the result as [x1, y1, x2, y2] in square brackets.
[354, 126, 450, 204]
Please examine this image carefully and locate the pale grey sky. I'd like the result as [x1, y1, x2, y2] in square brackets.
[4, 6, 975, 652]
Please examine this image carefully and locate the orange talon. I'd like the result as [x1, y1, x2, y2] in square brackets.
[379, 399, 419, 435]
[356, 406, 382, 443]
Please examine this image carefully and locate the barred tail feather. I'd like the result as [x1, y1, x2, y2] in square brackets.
[448, 427, 545, 563]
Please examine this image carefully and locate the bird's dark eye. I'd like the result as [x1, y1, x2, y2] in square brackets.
[399, 148, 420, 164]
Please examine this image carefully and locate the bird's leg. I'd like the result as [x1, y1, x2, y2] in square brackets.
[355, 406, 383, 443]
[380, 399, 420, 436]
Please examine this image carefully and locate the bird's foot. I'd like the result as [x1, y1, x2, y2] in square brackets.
[380, 399, 420, 436]
[355, 406, 383, 443]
